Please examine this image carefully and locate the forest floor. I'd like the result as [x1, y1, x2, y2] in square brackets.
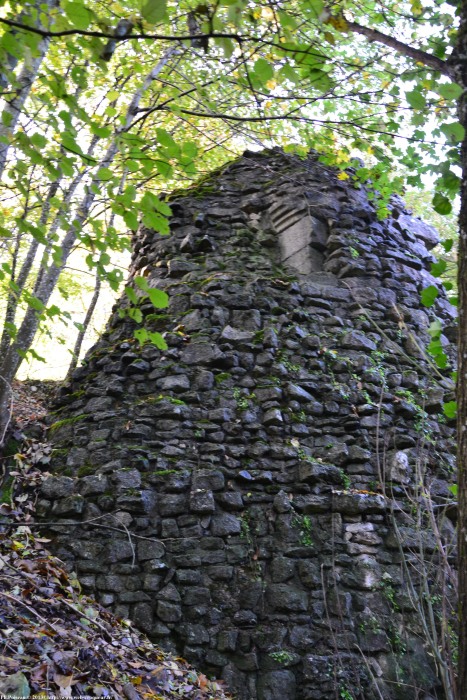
[10, 379, 58, 429]
[0, 381, 231, 700]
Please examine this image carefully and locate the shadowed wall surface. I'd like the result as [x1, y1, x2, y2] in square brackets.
[40, 150, 457, 700]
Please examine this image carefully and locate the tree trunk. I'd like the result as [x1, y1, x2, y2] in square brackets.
[65, 271, 102, 382]
[0, 0, 56, 180]
[455, 3, 467, 696]
[0, 46, 181, 446]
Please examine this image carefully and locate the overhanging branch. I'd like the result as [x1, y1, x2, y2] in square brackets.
[341, 16, 454, 78]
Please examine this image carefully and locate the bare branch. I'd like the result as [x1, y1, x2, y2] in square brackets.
[340, 16, 453, 78]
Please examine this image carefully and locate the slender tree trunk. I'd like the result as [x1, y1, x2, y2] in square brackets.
[0, 46, 181, 445]
[0, 0, 56, 180]
[65, 271, 101, 381]
[455, 3, 467, 696]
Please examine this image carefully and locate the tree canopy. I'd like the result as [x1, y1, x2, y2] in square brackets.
[0, 1, 461, 413]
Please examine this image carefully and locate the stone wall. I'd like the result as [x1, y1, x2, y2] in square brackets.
[39, 150, 457, 700]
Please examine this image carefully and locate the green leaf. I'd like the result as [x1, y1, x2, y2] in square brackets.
[448, 483, 458, 497]
[135, 276, 149, 291]
[430, 259, 447, 277]
[125, 287, 139, 304]
[128, 307, 143, 323]
[123, 210, 139, 229]
[134, 328, 149, 345]
[253, 58, 274, 84]
[156, 128, 178, 154]
[26, 295, 45, 311]
[97, 167, 114, 181]
[443, 401, 457, 419]
[182, 141, 198, 158]
[214, 37, 234, 58]
[305, 0, 324, 18]
[441, 239, 454, 253]
[141, 0, 167, 23]
[107, 272, 122, 292]
[280, 63, 300, 84]
[437, 170, 461, 196]
[30, 133, 47, 149]
[60, 132, 84, 157]
[405, 89, 426, 110]
[306, 69, 333, 92]
[440, 121, 465, 144]
[64, 2, 94, 30]
[427, 338, 443, 355]
[1, 111, 13, 127]
[90, 124, 112, 138]
[432, 192, 452, 215]
[428, 319, 442, 337]
[46, 305, 62, 317]
[420, 285, 438, 307]
[141, 192, 172, 217]
[437, 82, 463, 101]
[125, 160, 140, 172]
[142, 211, 170, 234]
[154, 160, 173, 178]
[434, 352, 448, 369]
[147, 288, 169, 308]
[149, 331, 168, 350]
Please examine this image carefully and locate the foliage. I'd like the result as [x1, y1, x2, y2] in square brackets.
[0, 0, 460, 366]
[0, 0, 462, 451]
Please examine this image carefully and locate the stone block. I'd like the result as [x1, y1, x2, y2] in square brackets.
[271, 557, 295, 583]
[196, 470, 225, 491]
[41, 476, 75, 498]
[216, 492, 244, 510]
[221, 325, 255, 344]
[111, 469, 142, 490]
[78, 474, 108, 496]
[102, 540, 134, 563]
[137, 540, 165, 561]
[298, 461, 342, 484]
[158, 375, 190, 392]
[263, 409, 283, 425]
[189, 489, 215, 513]
[96, 575, 125, 592]
[183, 587, 211, 605]
[156, 601, 181, 622]
[266, 585, 308, 612]
[257, 670, 296, 700]
[211, 513, 241, 536]
[52, 494, 85, 516]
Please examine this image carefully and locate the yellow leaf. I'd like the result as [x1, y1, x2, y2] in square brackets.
[335, 149, 349, 164]
[337, 172, 350, 180]
[266, 79, 277, 90]
[324, 31, 335, 45]
[329, 15, 348, 31]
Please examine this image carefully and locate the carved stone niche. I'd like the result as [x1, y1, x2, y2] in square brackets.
[267, 198, 328, 274]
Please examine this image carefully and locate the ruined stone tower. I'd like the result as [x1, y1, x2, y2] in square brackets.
[40, 150, 457, 700]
